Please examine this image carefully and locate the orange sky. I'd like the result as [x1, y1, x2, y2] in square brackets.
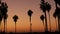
[0, 0, 58, 33]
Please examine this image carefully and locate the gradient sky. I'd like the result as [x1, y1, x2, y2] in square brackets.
[0, 0, 57, 33]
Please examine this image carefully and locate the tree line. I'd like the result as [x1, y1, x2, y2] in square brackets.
[0, 0, 60, 33]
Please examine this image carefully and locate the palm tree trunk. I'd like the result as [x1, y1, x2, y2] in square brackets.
[55, 17, 58, 32]
[30, 16, 32, 33]
[43, 20, 45, 32]
[15, 22, 16, 33]
[6, 20, 7, 33]
[55, 2, 58, 32]
[49, 12, 51, 32]
[4, 19, 5, 33]
[56, 3, 57, 8]
[58, 16, 60, 32]
[45, 12, 48, 32]
[0, 22, 1, 33]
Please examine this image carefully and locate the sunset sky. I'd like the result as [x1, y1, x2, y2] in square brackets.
[0, 0, 58, 33]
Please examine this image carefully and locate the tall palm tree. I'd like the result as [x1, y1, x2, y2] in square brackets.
[40, 15, 45, 25]
[53, 7, 60, 32]
[40, 15, 45, 31]
[1, 2, 8, 33]
[46, 2, 51, 32]
[55, 7, 60, 31]
[4, 14, 8, 33]
[0, 15, 2, 25]
[54, 0, 60, 7]
[27, 10, 33, 33]
[53, 11, 58, 32]
[13, 15, 18, 33]
[40, 0, 48, 32]
[0, 0, 2, 33]
[54, 0, 60, 32]
[0, 13, 2, 33]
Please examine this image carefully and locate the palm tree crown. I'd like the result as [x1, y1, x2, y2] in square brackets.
[40, 15, 45, 21]
[40, 0, 48, 13]
[54, 0, 60, 5]
[54, 7, 60, 17]
[40, 15, 45, 25]
[46, 2, 51, 12]
[28, 10, 33, 17]
[13, 15, 18, 23]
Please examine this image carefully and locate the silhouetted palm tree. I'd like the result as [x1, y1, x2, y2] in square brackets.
[0, 15, 2, 32]
[13, 15, 18, 33]
[4, 14, 8, 33]
[53, 11, 58, 32]
[0, 14, 2, 33]
[1, 2, 8, 33]
[54, 0, 60, 7]
[27, 10, 33, 33]
[54, 7, 60, 31]
[0, 15, 2, 25]
[46, 2, 51, 31]
[54, 0, 60, 32]
[40, 0, 48, 32]
[40, 15, 45, 25]
[53, 7, 60, 32]
[0, 0, 2, 33]
[40, 15, 45, 31]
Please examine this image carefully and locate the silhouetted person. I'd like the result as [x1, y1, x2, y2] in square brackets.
[13, 15, 18, 33]
[27, 10, 33, 33]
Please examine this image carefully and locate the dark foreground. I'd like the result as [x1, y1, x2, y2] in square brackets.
[0, 32, 60, 34]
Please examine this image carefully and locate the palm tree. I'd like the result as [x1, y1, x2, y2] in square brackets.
[40, 15, 45, 31]
[0, 14, 2, 33]
[4, 14, 8, 33]
[0, 0, 2, 32]
[40, 0, 48, 32]
[40, 15, 45, 25]
[54, 0, 60, 29]
[0, 15, 2, 25]
[0, 0, 2, 23]
[53, 11, 58, 32]
[13, 15, 18, 33]
[27, 10, 33, 33]
[55, 7, 60, 32]
[1, 2, 8, 33]
[46, 2, 51, 32]
[0, 0, 2, 33]
[54, 0, 60, 7]
[53, 7, 60, 32]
